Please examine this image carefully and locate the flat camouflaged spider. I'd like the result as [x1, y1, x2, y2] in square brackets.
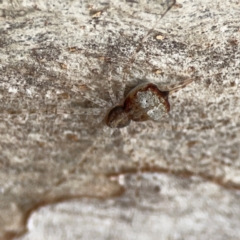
[76, 0, 193, 128]
[79, 1, 194, 129]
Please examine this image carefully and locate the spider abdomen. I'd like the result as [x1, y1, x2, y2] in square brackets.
[124, 83, 170, 121]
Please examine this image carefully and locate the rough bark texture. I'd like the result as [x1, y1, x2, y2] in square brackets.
[0, 0, 240, 239]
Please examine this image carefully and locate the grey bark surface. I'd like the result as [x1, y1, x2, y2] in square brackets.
[0, 0, 240, 239]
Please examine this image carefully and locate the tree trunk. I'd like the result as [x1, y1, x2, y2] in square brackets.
[0, 0, 240, 239]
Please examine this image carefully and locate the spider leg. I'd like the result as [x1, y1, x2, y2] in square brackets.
[159, 78, 193, 94]
[71, 85, 111, 108]
[119, 0, 176, 100]
[106, 64, 117, 104]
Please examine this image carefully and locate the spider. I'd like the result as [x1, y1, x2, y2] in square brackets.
[77, 0, 193, 128]
[106, 79, 193, 128]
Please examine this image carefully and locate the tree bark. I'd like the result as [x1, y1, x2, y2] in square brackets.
[0, 0, 240, 239]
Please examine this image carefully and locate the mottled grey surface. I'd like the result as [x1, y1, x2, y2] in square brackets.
[0, 0, 240, 239]
[19, 173, 240, 240]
